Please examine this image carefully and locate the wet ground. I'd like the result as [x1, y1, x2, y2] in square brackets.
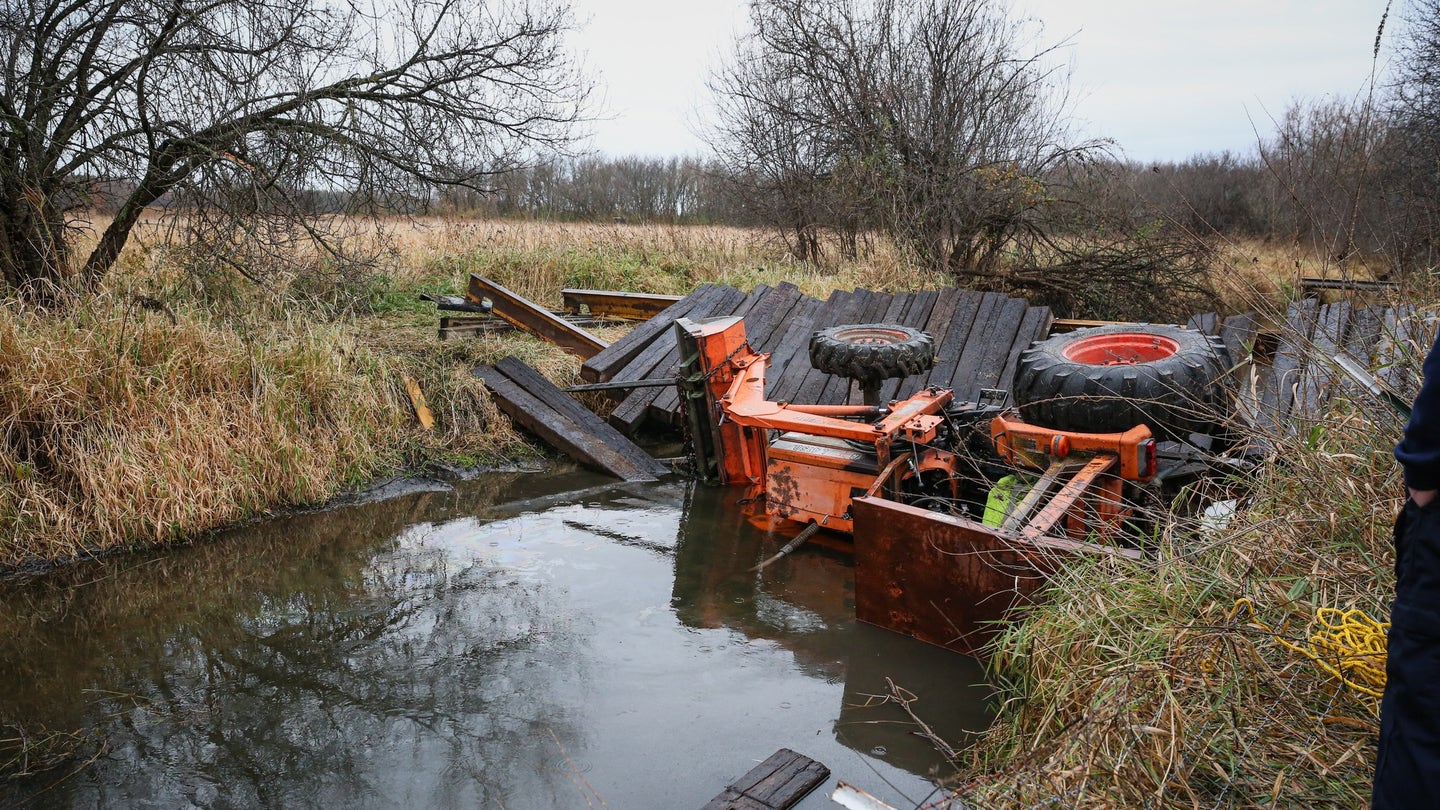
[0, 468, 995, 809]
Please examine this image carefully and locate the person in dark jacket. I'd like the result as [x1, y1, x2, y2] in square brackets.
[1374, 331, 1440, 809]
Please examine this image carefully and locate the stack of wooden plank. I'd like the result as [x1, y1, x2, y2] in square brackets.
[579, 282, 1054, 435]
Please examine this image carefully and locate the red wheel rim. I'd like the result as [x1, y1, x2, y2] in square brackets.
[833, 326, 910, 345]
[1062, 332, 1179, 365]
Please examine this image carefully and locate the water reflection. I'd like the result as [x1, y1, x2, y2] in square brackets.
[1, 469, 994, 809]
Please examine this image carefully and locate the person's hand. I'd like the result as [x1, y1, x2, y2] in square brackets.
[1411, 488, 1438, 507]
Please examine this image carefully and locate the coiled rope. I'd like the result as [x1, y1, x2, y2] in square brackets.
[1232, 597, 1389, 699]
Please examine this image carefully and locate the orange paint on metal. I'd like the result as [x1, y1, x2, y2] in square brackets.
[990, 414, 1154, 481]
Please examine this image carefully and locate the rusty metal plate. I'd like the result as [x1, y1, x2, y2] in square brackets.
[851, 496, 1140, 657]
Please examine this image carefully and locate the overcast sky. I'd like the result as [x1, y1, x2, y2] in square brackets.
[566, 0, 1397, 163]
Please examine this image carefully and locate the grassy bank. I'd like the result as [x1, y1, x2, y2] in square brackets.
[933, 276, 1431, 805]
[949, 403, 1405, 807]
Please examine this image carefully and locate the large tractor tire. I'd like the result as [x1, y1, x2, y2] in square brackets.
[809, 324, 935, 389]
[1013, 324, 1233, 440]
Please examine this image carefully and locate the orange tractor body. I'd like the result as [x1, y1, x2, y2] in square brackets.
[671, 313, 1237, 655]
[675, 315, 1157, 542]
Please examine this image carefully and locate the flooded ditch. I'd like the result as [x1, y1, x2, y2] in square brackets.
[1, 468, 996, 809]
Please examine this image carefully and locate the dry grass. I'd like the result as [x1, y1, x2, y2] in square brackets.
[0, 292, 551, 567]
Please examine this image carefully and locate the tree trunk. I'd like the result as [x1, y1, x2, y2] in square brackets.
[0, 195, 75, 303]
[81, 154, 189, 293]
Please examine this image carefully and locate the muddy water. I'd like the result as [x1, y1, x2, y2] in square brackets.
[0, 469, 994, 809]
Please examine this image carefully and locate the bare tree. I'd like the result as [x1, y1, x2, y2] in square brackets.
[1257, 97, 1391, 262]
[1385, 0, 1440, 267]
[707, 45, 838, 263]
[708, 0, 1097, 277]
[0, 0, 590, 301]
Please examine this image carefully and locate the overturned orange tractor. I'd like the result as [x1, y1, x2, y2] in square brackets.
[674, 315, 1235, 654]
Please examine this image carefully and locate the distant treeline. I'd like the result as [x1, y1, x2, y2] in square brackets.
[434, 156, 746, 224]
[85, 101, 1434, 278]
[1114, 96, 1436, 270]
[422, 103, 1434, 272]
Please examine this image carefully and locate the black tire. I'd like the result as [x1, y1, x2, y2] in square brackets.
[809, 324, 935, 386]
[1013, 324, 1233, 440]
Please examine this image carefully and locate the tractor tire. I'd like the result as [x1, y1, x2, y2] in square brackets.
[1013, 324, 1233, 440]
[809, 324, 935, 386]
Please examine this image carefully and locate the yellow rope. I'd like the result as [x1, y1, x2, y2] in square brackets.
[1232, 598, 1390, 699]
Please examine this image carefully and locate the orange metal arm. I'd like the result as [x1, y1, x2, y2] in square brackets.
[991, 414, 1156, 481]
[720, 352, 952, 444]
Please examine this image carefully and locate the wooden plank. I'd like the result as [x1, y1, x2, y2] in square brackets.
[762, 296, 826, 402]
[957, 296, 1029, 402]
[581, 285, 714, 383]
[723, 283, 794, 355]
[750, 283, 808, 354]
[609, 285, 749, 433]
[468, 274, 607, 359]
[1299, 276, 1399, 293]
[769, 290, 850, 404]
[1296, 300, 1352, 419]
[562, 288, 683, 320]
[1344, 305, 1387, 363]
[1218, 311, 1260, 366]
[701, 749, 830, 810]
[439, 314, 614, 342]
[1221, 312, 1269, 440]
[915, 286, 984, 394]
[1050, 317, 1131, 332]
[1376, 305, 1429, 404]
[1187, 312, 1221, 335]
[607, 285, 732, 385]
[402, 376, 436, 430]
[493, 356, 669, 479]
[995, 305, 1054, 403]
[649, 285, 772, 423]
[474, 365, 661, 482]
[438, 318, 511, 341]
[787, 289, 865, 406]
[876, 290, 939, 404]
[1260, 298, 1320, 430]
[898, 287, 962, 400]
[927, 292, 996, 397]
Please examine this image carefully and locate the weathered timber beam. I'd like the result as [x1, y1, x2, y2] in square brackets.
[1298, 276, 1399, 293]
[1049, 317, 1134, 333]
[468, 274, 607, 359]
[474, 363, 663, 482]
[562, 288, 683, 320]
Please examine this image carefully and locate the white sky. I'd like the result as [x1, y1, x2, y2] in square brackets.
[567, 0, 1397, 163]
